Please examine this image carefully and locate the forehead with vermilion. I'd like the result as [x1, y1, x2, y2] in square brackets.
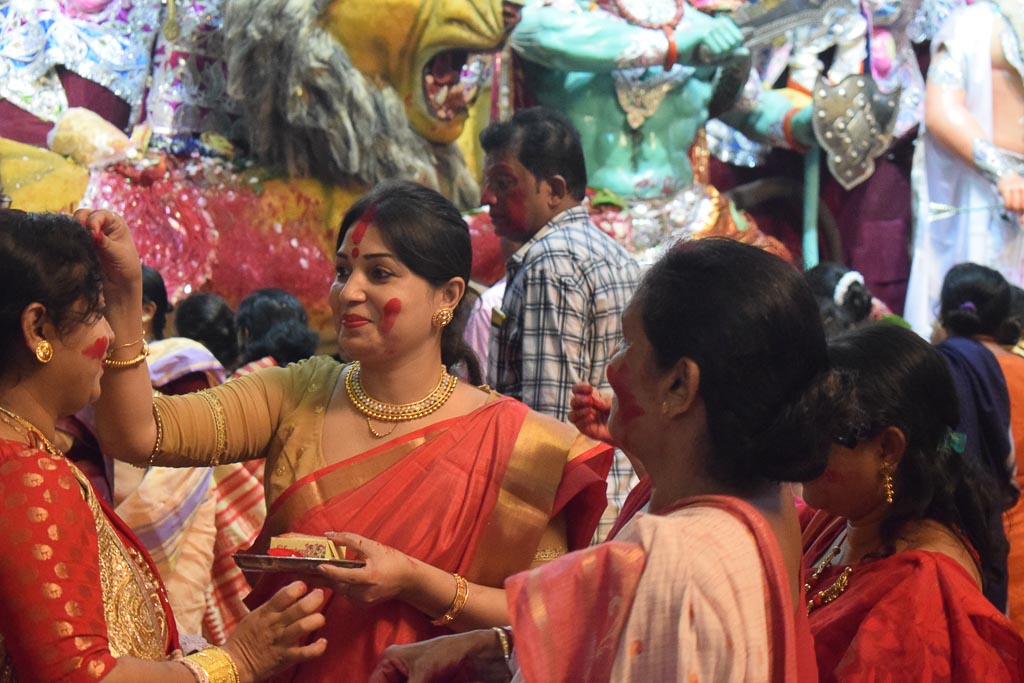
[341, 206, 381, 258]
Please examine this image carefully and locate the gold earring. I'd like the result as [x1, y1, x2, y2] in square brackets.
[431, 307, 454, 328]
[35, 340, 53, 364]
[880, 462, 894, 505]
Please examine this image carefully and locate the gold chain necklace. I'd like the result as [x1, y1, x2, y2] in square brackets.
[804, 537, 853, 614]
[0, 405, 64, 458]
[345, 361, 458, 438]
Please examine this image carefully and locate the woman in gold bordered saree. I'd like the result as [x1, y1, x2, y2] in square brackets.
[91, 180, 614, 682]
[0, 209, 328, 683]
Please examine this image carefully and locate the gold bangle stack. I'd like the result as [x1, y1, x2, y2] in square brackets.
[103, 339, 150, 369]
[430, 573, 469, 626]
[181, 646, 240, 683]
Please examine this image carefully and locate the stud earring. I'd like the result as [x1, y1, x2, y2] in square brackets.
[431, 307, 454, 328]
[35, 340, 53, 364]
[880, 461, 894, 505]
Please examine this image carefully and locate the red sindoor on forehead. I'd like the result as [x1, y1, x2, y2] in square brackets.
[351, 206, 376, 245]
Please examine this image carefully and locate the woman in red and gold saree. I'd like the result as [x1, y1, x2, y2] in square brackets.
[90, 183, 613, 681]
[0, 208, 330, 683]
[371, 238, 846, 683]
[801, 324, 1024, 682]
[0, 435, 179, 681]
[145, 356, 610, 681]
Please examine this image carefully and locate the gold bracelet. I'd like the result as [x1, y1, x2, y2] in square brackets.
[103, 339, 150, 368]
[149, 401, 165, 466]
[133, 393, 167, 470]
[183, 647, 240, 683]
[492, 626, 513, 669]
[430, 573, 469, 626]
[112, 331, 146, 350]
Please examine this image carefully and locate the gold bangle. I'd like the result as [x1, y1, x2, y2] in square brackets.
[133, 393, 167, 469]
[179, 657, 209, 683]
[149, 401, 165, 467]
[103, 339, 150, 368]
[492, 626, 513, 669]
[430, 573, 469, 626]
[112, 331, 146, 350]
[183, 647, 240, 683]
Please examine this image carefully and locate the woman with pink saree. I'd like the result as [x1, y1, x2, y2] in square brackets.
[370, 239, 846, 682]
[90, 180, 613, 681]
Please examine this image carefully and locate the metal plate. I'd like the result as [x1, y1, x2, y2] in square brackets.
[233, 554, 366, 574]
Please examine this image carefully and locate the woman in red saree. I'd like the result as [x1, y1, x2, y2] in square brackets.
[370, 238, 851, 682]
[801, 324, 1024, 682]
[0, 209, 330, 682]
[90, 181, 613, 681]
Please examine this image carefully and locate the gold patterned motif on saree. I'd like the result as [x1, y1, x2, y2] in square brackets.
[77, 466, 169, 661]
[0, 465, 169, 681]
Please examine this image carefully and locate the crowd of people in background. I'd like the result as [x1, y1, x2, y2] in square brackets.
[3, 83, 1024, 682]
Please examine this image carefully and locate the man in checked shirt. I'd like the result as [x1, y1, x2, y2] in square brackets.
[480, 106, 641, 542]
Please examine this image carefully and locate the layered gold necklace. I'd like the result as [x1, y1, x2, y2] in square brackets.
[0, 404, 64, 458]
[345, 361, 458, 438]
[805, 537, 853, 614]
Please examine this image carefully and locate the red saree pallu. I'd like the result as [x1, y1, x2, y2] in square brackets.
[803, 510, 1024, 682]
[243, 396, 611, 682]
[507, 495, 818, 682]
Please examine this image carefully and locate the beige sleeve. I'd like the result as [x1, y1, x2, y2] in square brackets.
[150, 363, 300, 467]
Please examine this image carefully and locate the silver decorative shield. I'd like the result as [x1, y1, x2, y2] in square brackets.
[812, 74, 900, 190]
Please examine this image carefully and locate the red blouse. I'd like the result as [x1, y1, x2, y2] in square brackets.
[0, 438, 177, 682]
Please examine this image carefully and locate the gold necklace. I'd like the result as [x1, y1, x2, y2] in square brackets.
[804, 538, 853, 614]
[345, 361, 458, 439]
[0, 405, 64, 458]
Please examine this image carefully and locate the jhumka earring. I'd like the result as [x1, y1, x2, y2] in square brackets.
[431, 307, 454, 328]
[35, 340, 53, 364]
[880, 461, 894, 505]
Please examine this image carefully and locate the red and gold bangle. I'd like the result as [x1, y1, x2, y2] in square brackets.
[663, 26, 678, 71]
[430, 573, 470, 626]
[783, 107, 810, 153]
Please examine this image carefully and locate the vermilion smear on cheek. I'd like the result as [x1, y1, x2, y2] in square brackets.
[381, 298, 402, 333]
[504, 187, 527, 228]
[352, 206, 375, 245]
[606, 363, 645, 425]
[818, 467, 847, 484]
[83, 336, 109, 361]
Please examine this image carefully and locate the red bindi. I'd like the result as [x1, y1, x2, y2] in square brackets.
[83, 336, 109, 361]
[351, 247, 360, 258]
[606, 363, 645, 425]
[381, 298, 402, 334]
